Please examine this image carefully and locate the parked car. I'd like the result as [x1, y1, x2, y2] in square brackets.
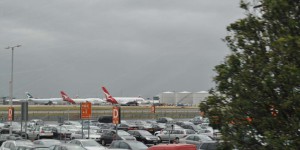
[50, 126, 72, 140]
[0, 134, 23, 146]
[70, 130, 101, 142]
[33, 139, 61, 147]
[109, 140, 148, 150]
[69, 139, 106, 150]
[155, 129, 195, 143]
[127, 130, 159, 145]
[114, 123, 138, 131]
[98, 116, 112, 123]
[0, 140, 33, 150]
[17, 145, 50, 150]
[2, 122, 22, 133]
[137, 124, 164, 135]
[99, 130, 136, 146]
[179, 134, 213, 146]
[156, 117, 173, 123]
[82, 120, 99, 126]
[197, 141, 218, 150]
[147, 144, 196, 150]
[49, 143, 86, 150]
[63, 121, 82, 127]
[27, 126, 53, 140]
[28, 119, 44, 127]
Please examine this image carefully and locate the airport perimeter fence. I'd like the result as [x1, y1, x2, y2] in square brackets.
[0, 109, 200, 122]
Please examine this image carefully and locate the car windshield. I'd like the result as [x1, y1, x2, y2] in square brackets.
[128, 142, 148, 149]
[198, 135, 213, 141]
[69, 121, 81, 126]
[40, 140, 61, 147]
[65, 145, 86, 150]
[35, 148, 50, 150]
[41, 127, 53, 131]
[139, 130, 152, 136]
[16, 140, 34, 146]
[118, 130, 130, 136]
[81, 140, 101, 147]
[83, 130, 96, 134]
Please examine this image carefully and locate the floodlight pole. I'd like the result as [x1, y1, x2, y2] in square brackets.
[6, 45, 21, 135]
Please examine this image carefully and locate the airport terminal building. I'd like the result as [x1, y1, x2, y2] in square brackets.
[158, 91, 210, 106]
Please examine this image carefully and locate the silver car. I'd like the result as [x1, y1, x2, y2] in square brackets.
[0, 140, 33, 150]
[27, 126, 53, 140]
[69, 139, 107, 150]
[179, 134, 213, 146]
[155, 129, 195, 143]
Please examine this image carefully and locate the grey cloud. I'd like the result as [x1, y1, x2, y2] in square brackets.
[0, 0, 244, 98]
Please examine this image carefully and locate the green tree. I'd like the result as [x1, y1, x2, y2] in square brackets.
[200, 0, 300, 149]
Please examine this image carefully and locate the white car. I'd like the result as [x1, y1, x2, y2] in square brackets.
[71, 130, 101, 141]
[0, 140, 33, 150]
[156, 129, 195, 143]
[69, 139, 107, 150]
[179, 134, 213, 146]
[27, 126, 53, 140]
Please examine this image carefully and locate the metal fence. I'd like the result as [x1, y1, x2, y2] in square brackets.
[0, 109, 199, 122]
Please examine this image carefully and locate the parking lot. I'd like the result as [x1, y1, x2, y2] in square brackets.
[0, 115, 220, 150]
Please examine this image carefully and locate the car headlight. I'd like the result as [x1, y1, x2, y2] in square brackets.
[146, 137, 151, 140]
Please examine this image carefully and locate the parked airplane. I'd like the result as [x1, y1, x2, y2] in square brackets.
[26, 92, 64, 105]
[60, 91, 104, 105]
[101, 86, 146, 105]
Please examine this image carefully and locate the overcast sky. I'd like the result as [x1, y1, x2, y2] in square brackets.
[0, 0, 244, 99]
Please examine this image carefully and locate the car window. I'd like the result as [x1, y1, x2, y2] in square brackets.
[119, 142, 130, 149]
[42, 127, 53, 131]
[53, 145, 60, 150]
[110, 141, 119, 148]
[194, 136, 200, 141]
[118, 130, 130, 136]
[10, 144, 16, 150]
[186, 130, 195, 134]
[4, 142, 11, 148]
[186, 135, 194, 140]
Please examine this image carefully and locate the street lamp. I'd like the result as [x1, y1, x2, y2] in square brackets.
[5, 45, 21, 135]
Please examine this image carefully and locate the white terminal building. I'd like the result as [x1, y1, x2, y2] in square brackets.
[158, 91, 211, 106]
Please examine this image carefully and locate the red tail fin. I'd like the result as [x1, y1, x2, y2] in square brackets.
[102, 87, 118, 104]
[60, 91, 76, 104]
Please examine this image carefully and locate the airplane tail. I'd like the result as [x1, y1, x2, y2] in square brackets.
[26, 92, 34, 99]
[101, 87, 119, 104]
[60, 91, 76, 104]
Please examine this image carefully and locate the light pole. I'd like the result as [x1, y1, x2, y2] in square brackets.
[5, 45, 21, 135]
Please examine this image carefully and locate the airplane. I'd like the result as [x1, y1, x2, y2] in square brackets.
[101, 86, 146, 105]
[26, 92, 65, 105]
[60, 91, 105, 105]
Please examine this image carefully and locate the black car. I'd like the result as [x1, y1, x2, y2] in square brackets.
[109, 140, 148, 150]
[114, 123, 139, 131]
[127, 130, 159, 145]
[99, 129, 136, 146]
[156, 117, 173, 123]
[137, 124, 164, 135]
[98, 116, 112, 123]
